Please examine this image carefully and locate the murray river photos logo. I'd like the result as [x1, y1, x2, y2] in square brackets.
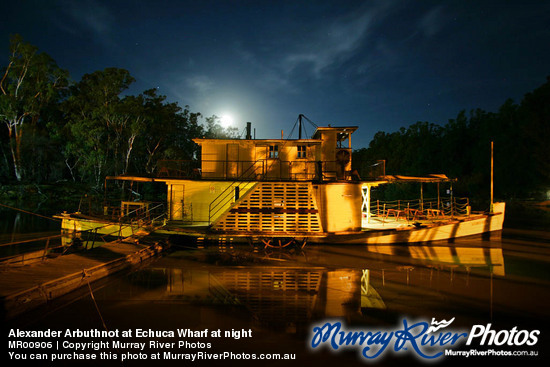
[309, 318, 540, 362]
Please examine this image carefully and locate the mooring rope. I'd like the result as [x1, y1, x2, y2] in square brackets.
[0, 202, 61, 222]
[84, 272, 110, 333]
[84, 273, 126, 366]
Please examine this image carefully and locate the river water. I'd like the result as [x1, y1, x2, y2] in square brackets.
[2, 203, 550, 366]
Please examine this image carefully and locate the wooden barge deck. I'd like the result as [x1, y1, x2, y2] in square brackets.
[0, 232, 168, 321]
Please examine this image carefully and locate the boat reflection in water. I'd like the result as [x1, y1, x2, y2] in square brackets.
[94, 240, 505, 335]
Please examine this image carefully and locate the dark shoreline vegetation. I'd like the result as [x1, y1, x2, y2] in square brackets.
[1, 35, 549, 208]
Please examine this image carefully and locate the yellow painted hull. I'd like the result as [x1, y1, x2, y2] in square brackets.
[55, 203, 505, 246]
[319, 202, 505, 245]
[55, 213, 143, 238]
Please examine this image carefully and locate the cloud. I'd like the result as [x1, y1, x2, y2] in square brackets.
[235, 46, 294, 92]
[185, 75, 215, 96]
[417, 5, 446, 38]
[236, 1, 400, 93]
[170, 74, 217, 111]
[57, 0, 115, 42]
[281, 9, 374, 78]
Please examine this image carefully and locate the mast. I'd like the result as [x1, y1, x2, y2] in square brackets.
[490, 141, 494, 213]
[298, 114, 303, 139]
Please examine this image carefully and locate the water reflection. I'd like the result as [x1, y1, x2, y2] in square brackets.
[366, 244, 505, 275]
[7, 231, 550, 366]
[4, 205, 549, 365]
[89, 241, 507, 336]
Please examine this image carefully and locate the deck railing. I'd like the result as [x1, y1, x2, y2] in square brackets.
[97, 201, 166, 224]
[370, 197, 470, 220]
[157, 159, 355, 181]
[208, 160, 263, 225]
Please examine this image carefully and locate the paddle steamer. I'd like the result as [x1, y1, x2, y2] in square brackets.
[57, 116, 505, 247]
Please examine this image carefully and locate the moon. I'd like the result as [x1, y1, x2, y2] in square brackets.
[220, 114, 234, 128]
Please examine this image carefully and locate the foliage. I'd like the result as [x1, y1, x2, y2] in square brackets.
[354, 77, 550, 201]
[0, 34, 69, 182]
[0, 36, 236, 187]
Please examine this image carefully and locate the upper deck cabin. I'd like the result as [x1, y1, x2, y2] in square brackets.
[189, 124, 358, 181]
[104, 121, 461, 230]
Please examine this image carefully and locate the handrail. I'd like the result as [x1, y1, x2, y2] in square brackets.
[0, 226, 98, 265]
[208, 159, 264, 225]
[99, 201, 165, 222]
[209, 159, 262, 209]
[0, 204, 167, 266]
[208, 181, 256, 224]
[1, 201, 168, 266]
[370, 197, 470, 218]
[166, 201, 193, 223]
[157, 159, 349, 181]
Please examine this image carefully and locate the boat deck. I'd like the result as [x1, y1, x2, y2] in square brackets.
[155, 213, 475, 236]
[361, 213, 475, 230]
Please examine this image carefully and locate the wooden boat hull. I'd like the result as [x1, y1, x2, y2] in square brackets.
[318, 202, 505, 245]
[56, 203, 505, 246]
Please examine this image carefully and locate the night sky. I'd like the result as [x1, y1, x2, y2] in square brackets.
[2, 0, 549, 148]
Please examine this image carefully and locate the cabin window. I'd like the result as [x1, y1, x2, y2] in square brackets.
[269, 145, 279, 159]
[297, 145, 306, 158]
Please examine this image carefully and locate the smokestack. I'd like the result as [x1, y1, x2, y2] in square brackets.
[246, 122, 252, 140]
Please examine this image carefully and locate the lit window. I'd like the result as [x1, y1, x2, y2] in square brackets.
[297, 145, 306, 158]
[269, 145, 279, 158]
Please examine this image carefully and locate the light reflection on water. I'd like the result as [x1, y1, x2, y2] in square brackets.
[3, 204, 550, 365]
[53, 235, 546, 336]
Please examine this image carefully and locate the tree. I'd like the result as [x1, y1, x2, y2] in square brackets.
[518, 77, 550, 193]
[353, 77, 550, 201]
[0, 34, 68, 181]
[203, 115, 239, 139]
[61, 68, 135, 187]
[129, 89, 189, 175]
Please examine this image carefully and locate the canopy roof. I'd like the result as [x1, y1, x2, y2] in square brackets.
[380, 174, 456, 183]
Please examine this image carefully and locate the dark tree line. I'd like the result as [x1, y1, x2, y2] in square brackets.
[0, 35, 236, 187]
[353, 76, 550, 202]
